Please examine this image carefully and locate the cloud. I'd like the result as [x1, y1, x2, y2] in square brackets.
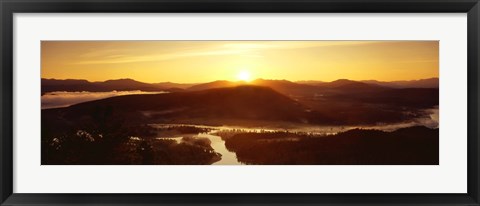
[74, 48, 248, 65]
[72, 41, 377, 65]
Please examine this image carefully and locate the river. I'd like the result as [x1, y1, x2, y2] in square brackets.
[150, 107, 438, 165]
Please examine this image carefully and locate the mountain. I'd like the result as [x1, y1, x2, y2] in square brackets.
[296, 78, 439, 89]
[186, 79, 330, 97]
[152, 82, 198, 89]
[43, 77, 438, 96]
[295, 80, 325, 85]
[368, 88, 439, 107]
[187, 80, 241, 91]
[250, 79, 388, 96]
[361, 78, 439, 88]
[322, 79, 356, 87]
[41, 78, 90, 86]
[42, 78, 97, 93]
[42, 78, 167, 94]
[186, 78, 432, 98]
[250, 79, 322, 97]
[95, 79, 164, 91]
[42, 81, 438, 127]
[44, 85, 319, 125]
[322, 79, 389, 93]
[297, 79, 387, 90]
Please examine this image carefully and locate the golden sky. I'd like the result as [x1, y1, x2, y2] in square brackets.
[41, 41, 438, 83]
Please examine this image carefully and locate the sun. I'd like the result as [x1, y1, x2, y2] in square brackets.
[237, 70, 252, 82]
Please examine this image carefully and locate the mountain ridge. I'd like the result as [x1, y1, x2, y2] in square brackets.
[43, 85, 322, 126]
[42, 77, 439, 100]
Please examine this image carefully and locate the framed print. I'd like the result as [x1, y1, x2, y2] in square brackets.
[40, 40, 440, 166]
[1, 0, 479, 205]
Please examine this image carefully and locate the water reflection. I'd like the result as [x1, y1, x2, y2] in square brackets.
[155, 131, 241, 165]
[151, 107, 438, 165]
[151, 106, 439, 136]
[199, 133, 240, 165]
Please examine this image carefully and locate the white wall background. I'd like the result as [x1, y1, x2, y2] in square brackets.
[13, 13, 467, 193]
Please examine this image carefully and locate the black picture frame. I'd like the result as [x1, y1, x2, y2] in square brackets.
[1, 0, 479, 205]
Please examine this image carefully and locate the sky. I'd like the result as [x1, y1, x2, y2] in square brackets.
[41, 41, 439, 83]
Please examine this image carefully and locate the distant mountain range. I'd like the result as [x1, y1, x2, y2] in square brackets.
[43, 83, 438, 127]
[361, 78, 439, 88]
[50, 86, 311, 124]
[41, 78, 198, 94]
[297, 78, 439, 89]
[42, 78, 164, 94]
[42, 77, 439, 125]
[42, 77, 438, 95]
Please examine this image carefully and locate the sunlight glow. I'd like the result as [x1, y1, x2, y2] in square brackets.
[237, 70, 252, 82]
[41, 41, 439, 83]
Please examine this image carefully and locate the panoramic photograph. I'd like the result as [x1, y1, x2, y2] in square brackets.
[41, 41, 439, 165]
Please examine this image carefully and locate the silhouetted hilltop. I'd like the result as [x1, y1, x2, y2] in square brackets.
[43, 77, 438, 125]
[152, 82, 198, 89]
[322, 79, 388, 93]
[42, 78, 99, 93]
[43, 85, 320, 126]
[42, 78, 90, 85]
[296, 78, 439, 89]
[361, 78, 439, 88]
[250, 79, 321, 97]
[42, 77, 439, 96]
[42, 78, 167, 93]
[296, 79, 375, 88]
[186, 78, 393, 97]
[186, 78, 386, 97]
[325, 79, 359, 87]
[187, 80, 240, 91]
[354, 88, 439, 107]
[224, 125, 439, 165]
[296, 80, 326, 85]
[97, 79, 163, 91]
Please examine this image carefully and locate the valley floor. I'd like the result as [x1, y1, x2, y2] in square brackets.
[42, 123, 439, 165]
